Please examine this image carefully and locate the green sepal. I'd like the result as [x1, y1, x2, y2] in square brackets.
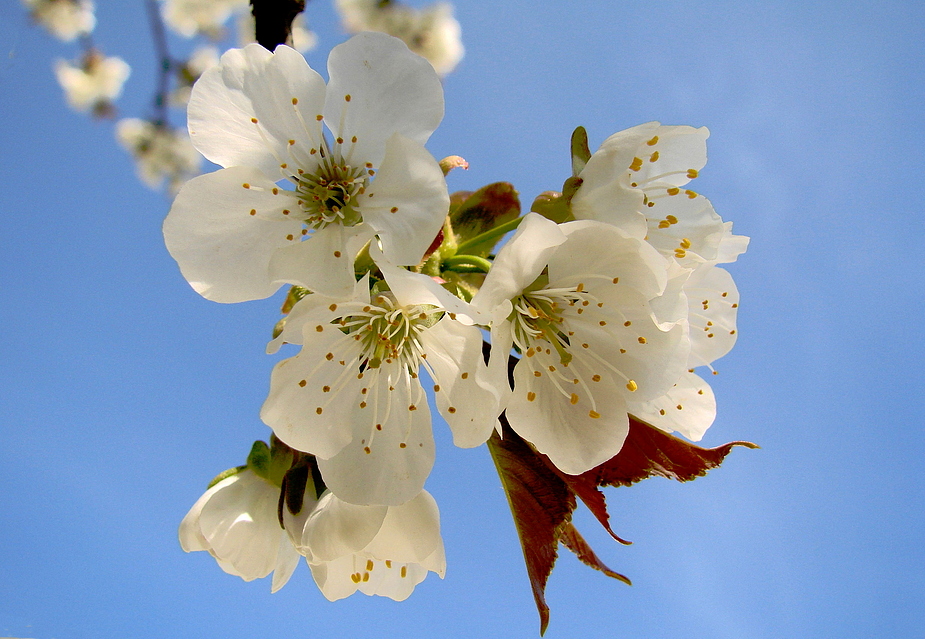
[570, 125, 592, 177]
[246, 440, 273, 480]
[206, 465, 247, 490]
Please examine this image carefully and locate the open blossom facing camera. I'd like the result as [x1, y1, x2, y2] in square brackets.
[164, 33, 448, 302]
[23, 0, 95, 41]
[473, 213, 690, 475]
[54, 50, 129, 116]
[262, 257, 501, 506]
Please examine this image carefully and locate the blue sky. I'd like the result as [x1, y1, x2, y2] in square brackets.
[2, 1, 924, 637]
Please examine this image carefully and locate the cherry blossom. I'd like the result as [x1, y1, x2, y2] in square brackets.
[164, 34, 448, 302]
[22, 0, 95, 41]
[179, 469, 306, 593]
[295, 490, 445, 601]
[54, 49, 129, 116]
[262, 256, 501, 506]
[116, 119, 201, 194]
[336, 0, 463, 76]
[161, 0, 248, 39]
[473, 213, 690, 475]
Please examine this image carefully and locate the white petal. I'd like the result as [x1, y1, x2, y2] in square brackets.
[316, 366, 435, 506]
[364, 491, 442, 563]
[268, 223, 368, 298]
[362, 134, 449, 266]
[419, 318, 502, 448]
[551, 220, 668, 301]
[325, 32, 443, 166]
[643, 193, 726, 264]
[163, 166, 304, 302]
[472, 213, 567, 315]
[197, 471, 283, 581]
[260, 323, 362, 458]
[189, 44, 327, 176]
[506, 356, 631, 475]
[631, 125, 709, 187]
[303, 492, 388, 560]
[627, 371, 716, 441]
[308, 555, 361, 601]
[686, 265, 740, 368]
[270, 530, 301, 592]
[714, 221, 750, 264]
[376, 253, 480, 324]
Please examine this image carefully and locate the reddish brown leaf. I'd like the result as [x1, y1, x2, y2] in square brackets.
[449, 182, 521, 257]
[557, 521, 631, 586]
[488, 419, 573, 636]
[489, 407, 756, 635]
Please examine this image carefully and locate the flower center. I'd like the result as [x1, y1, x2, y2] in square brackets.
[511, 286, 594, 365]
[339, 295, 441, 372]
[295, 147, 369, 230]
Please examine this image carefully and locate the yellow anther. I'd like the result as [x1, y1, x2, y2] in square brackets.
[291, 98, 298, 105]
[649, 151, 660, 162]
[666, 215, 679, 224]
[626, 380, 638, 392]
[367, 560, 374, 571]
[685, 189, 697, 199]
[638, 336, 647, 344]
[629, 156, 643, 171]
[667, 187, 680, 196]
[680, 238, 692, 249]
[527, 391, 536, 402]
[658, 220, 671, 229]
[646, 135, 659, 146]
[588, 410, 601, 419]
[687, 169, 699, 179]
[570, 393, 579, 405]
[298, 380, 306, 387]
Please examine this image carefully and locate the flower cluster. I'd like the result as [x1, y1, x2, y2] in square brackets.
[168, 32, 747, 609]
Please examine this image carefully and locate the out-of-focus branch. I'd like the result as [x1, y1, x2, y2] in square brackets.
[145, 0, 172, 125]
[250, 0, 307, 51]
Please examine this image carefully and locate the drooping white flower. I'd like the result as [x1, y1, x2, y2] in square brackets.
[295, 490, 445, 601]
[336, 0, 463, 76]
[22, 0, 95, 41]
[179, 469, 306, 592]
[473, 213, 690, 475]
[164, 34, 448, 303]
[54, 50, 129, 115]
[262, 256, 501, 506]
[161, 0, 248, 38]
[116, 119, 201, 194]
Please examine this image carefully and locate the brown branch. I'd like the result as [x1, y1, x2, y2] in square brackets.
[249, 0, 307, 51]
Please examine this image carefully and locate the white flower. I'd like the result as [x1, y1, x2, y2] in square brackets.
[164, 34, 448, 302]
[262, 256, 500, 505]
[23, 0, 95, 41]
[116, 119, 201, 194]
[572, 122, 735, 266]
[161, 0, 248, 38]
[54, 50, 130, 115]
[295, 490, 445, 601]
[336, 0, 463, 76]
[179, 469, 305, 592]
[473, 213, 690, 475]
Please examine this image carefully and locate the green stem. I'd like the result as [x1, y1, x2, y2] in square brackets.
[455, 215, 525, 255]
[443, 254, 493, 273]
